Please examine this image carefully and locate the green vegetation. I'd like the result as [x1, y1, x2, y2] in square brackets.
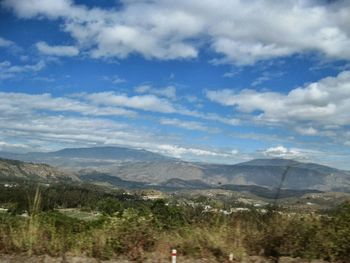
[0, 182, 350, 262]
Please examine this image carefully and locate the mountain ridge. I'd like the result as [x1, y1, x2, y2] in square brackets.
[0, 147, 349, 192]
[0, 146, 171, 162]
[0, 158, 78, 182]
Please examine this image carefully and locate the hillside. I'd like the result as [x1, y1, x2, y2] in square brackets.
[0, 158, 78, 182]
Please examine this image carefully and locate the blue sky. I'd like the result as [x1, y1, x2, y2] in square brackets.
[0, 0, 350, 169]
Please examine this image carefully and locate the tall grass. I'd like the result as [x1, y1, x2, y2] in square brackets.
[0, 188, 349, 262]
[2, 187, 42, 255]
[27, 186, 41, 255]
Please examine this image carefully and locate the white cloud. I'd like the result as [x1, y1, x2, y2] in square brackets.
[153, 144, 236, 159]
[0, 114, 137, 148]
[0, 92, 137, 117]
[207, 88, 283, 114]
[262, 145, 307, 160]
[82, 91, 241, 126]
[0, 37, 14, 47]
[103, 75, 126, 84]
[2, 0, 75, 19]
[295, 127, 318, 136]
[212, 39, 294, 65]
[206, 71, 350, 135]
[3, 0, 350, 64]
[134, 85, 176, 100]
[259, 145, 335, 165]
[223, 70, 241, 78]
[83, 92, 176, 113]
[251, 71, 285, 87]
[0, 141, 30, 152]
[36, 41, 79, 56]
[0, 90, 240, 132]
[159, 118, 216, 132]
[199, 112, 240, 126]
[0, 60, 45, 79]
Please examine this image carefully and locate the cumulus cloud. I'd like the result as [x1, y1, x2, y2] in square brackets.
[1, 0, 73, 18]
[262, 146, 307, 160]
[259, 145, 336, 165]
[36, 41, 79, 56]
[3, 0, 350, 64]
[206, 71, 350, 136]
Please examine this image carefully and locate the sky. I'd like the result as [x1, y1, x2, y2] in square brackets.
[0, 0, 350, 169]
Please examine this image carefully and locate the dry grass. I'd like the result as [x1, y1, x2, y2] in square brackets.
[0, 190, 349, 262]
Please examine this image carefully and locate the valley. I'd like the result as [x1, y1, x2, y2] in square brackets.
[1, 147, 350, 262]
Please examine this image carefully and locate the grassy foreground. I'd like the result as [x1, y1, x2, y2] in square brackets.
[0, 183, 350, 262]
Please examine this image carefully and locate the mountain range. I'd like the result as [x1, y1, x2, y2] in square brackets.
[0, 146, 171, 168]
[1, 146, 350, 192]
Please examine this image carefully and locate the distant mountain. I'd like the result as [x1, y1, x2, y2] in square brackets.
[90, 158, 350, 192]
[236, 158, 341, 174]
[199, 159, 350, 192]
[47, 146, 170, 161]
[1, 147, 350, 192]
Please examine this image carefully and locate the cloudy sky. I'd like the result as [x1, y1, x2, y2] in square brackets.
[0, 0, 350, 168]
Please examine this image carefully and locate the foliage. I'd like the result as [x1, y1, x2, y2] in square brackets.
[0, 182, 350, 261]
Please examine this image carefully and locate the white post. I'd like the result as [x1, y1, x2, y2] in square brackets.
[171, 249, 177, 263]
[229, 253, 234, 261]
